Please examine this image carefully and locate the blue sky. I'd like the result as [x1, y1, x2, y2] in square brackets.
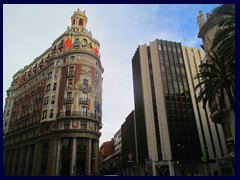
[3, 4, 218, 145]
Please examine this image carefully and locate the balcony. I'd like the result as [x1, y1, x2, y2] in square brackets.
[64, 98, 74, 104]
[79, 84, 92, 92]
[78, 98, 89, 105]
[57, 111, 101, 120]
[67, 71, 75, 77]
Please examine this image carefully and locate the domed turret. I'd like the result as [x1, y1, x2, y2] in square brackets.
[71, 8, 88, 30]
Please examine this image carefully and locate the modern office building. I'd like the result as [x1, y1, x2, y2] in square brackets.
[132, 38, 226, 176]
[3, 9, 104, 176]
[182, 46, 228, 175]
[121, 110, 138, 176]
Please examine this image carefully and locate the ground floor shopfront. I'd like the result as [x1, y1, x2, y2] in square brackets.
[4, 132, 100, 176]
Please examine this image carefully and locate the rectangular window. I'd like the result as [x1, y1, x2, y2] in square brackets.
[53, 83, 57, 90]
[51, 95, 55, 104]
[44, 96, 49, 105]
[82, 92, 88, 102]
[46, 84, 51, 92]
[55, 70, 58, 78]
[68, 79, 73, 86]
[68, 66, 75, 76]
[69, 66, 74, 72]
[50, 109, 54, 118]
[70, 56, 75, 61]
[81, 106, 87, 117]
[42, 110, 47, 119]
[66, 106, 71, 116]
[48, 72, 52, 80]
[64, 121, 70, 129]
[80, 121, 87, 129]
[83, 79, 88, 88]
[67, 92, 72, 100]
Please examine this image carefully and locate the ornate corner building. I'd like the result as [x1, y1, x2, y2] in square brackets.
[197, 10, 235, 158]
[3, 9, 104, 176]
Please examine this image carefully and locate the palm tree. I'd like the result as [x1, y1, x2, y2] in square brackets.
[195, 50, 235, 114]
[210, 4, 235, 61]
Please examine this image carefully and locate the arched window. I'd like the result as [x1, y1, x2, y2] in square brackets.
[74, 38, 79, 46]
[82, 39, 87, 46]
[72, 19, 75, 26]
[79, 18, 83, 26]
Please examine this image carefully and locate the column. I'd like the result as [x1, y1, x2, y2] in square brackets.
[168, 160, 175, 176]
[94, 140, 100, 175]
[55, 139, 61, 176]
[3, 150, 9, 175]
[5, 150, 13, 176]
[70, 137, 77, 176]
[17, 147, 25, 175]
[24, 146, 31, 175]
[10, 149, 19, 175]
[152, 161, 156, 176]
[86, 138, 92, 175]
[47, 140, 58, 175]
[32, 143, 41, 175]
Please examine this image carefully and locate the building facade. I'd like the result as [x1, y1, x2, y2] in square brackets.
[101, 129, 122, 175]
[121, 110, 138, 176]
[132, 39, 204, 176]
[182, 46, 228, 175]
[197, 9, 235, 157]
[3, 9, 104, 176]
[99, 140, 114, 174]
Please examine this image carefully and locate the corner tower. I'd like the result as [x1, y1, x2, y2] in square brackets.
[71, 9, 88, 30]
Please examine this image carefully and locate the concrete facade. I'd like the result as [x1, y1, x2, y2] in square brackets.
[132, 39, 205, 176]
[3, 9, 103, 176]
[182, 46, 228, 175]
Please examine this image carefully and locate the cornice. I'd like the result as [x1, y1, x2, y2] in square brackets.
[198, 15, 221, 38]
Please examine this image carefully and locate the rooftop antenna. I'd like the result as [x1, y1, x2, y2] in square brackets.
[182, 30, 187, 47]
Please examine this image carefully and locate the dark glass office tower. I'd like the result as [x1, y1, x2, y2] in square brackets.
[132, 39, 202, 176]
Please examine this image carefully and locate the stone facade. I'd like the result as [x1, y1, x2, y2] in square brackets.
[3, 9, 103, 176]
[197, 10, 235, 157]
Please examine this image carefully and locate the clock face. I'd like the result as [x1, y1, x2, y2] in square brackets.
[82, 39, 87, 46]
